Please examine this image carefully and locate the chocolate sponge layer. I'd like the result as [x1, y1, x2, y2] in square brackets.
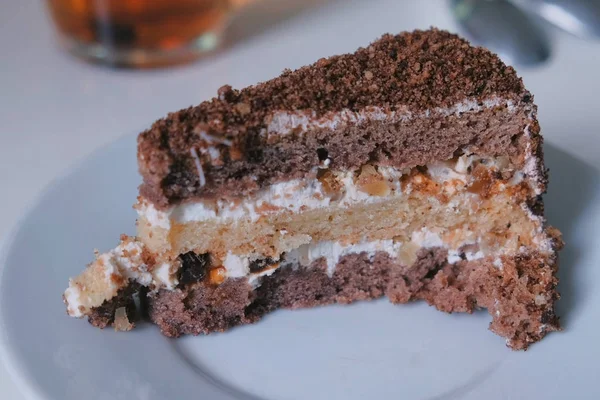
[143, 246, 561, 350]
[137, 29, 539, 208]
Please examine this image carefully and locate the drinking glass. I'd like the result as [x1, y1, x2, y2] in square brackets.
[46, 0, 252, 67]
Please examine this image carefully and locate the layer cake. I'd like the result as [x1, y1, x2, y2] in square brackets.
[64, 29, 563, 350]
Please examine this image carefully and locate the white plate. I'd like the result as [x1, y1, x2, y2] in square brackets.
[1, 133, 600, 400]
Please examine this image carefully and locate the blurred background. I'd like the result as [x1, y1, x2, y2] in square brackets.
[39, 0, 600, 68]
[1, 1, 599, 398]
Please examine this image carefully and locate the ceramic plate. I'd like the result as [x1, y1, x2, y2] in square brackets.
[1, 134, 600, 400]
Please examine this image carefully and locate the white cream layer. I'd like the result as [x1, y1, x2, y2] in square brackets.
[263, 97, 516, 137]
[221, 226, 535, 289]
[138, 168, 402, 229]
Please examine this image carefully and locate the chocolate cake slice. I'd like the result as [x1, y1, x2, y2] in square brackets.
[64, 29, 563, 350]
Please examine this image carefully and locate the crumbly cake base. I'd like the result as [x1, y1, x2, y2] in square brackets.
[136, 244, 561, 350]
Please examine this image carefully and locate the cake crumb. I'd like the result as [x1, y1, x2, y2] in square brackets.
[114, 307, 134, 332]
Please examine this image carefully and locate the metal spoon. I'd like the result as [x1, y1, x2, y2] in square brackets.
[514, 0, 600, 39]
[451, 0, 552, 66]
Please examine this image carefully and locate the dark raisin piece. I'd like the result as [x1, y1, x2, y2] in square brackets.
[316, 148, 329, 161]
[424, 263, 444, 280]
[247, 148, 263, 163]
[178, 252, 210, 284]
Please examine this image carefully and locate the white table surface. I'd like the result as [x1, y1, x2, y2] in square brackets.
[1, 0, 599, 398]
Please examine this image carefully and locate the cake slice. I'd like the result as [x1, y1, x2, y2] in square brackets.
[64, 29, 563, 350]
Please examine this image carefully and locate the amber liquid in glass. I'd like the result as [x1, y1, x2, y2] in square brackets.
[47, 0, 233, 67]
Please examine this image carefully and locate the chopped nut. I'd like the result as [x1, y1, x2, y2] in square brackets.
[317, 169, 342, 195]
[467, 164, 494, 197]
[358, 164, 378, 178]
[208, 267, 227, 285]
[361, 180, 390, 196]
[357, 165, 390, 196]
[404, 171, 440, 195]
[114, 307, 134, 332]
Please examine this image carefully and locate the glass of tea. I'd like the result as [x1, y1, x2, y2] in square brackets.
[46, 0, 252, 68]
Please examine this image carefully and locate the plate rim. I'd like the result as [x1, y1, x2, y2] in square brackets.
[0, 201, 52, 400]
